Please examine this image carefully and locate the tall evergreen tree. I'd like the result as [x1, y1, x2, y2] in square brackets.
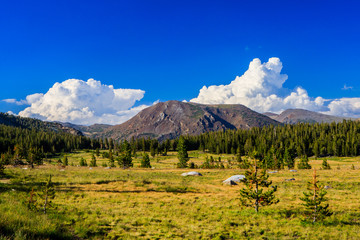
[109, 151, 115, 167]
[117, 140, 133, 168]
[177, 136, 189, 168]
[0, 158, 4, 176]
[283, 148, 295, 169]
[239, 156, 279, 213]
[300, 169, 332, 222]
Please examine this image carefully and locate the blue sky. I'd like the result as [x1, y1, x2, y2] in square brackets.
[1, 0, 360, 124]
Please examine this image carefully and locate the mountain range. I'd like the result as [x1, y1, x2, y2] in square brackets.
[263, 109, 353, 124]
[97, 100, 280, 141]
[1, 101, 356, 141]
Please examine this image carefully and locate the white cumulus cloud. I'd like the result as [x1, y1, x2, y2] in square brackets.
[18, 78, 149, 125]
[323, 98, 360, 118]
[191, 57, 360, 118]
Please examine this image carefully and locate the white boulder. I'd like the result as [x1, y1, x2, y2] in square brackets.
[223, 175, 245, 184]
[181, 171, 202, 176]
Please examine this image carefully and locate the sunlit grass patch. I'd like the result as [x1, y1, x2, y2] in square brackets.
[2, 151, 360, 239]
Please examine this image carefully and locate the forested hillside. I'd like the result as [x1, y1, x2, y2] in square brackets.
[118, 120, 360, 170]
[0, 112, 82, 135]
[180, 120, 360, 169]
[1, 112, 360, 171]
[0, 124, 92, 165]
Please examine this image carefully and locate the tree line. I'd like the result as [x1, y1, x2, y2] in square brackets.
[2, 119, 360, 170]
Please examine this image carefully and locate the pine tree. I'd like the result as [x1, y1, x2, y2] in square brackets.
[321, 159, 331, 170]
[140, 153, 151, 168]
[300, 169, 332, 222]
[236, 147, 243, 164]
[109, 152, 115, 167]
[27, 187, 37, 211]
[90, 154, 97, 167]
[79, 157, 87, 166]
[38, 175, 56, 214]
[0, 158, 4, 176]
[95, 148, 100, 156]
[62, 155, 68, 166]
[117, 140, 133, 168]
[298, 155, 312, 169]
[283, 148, 295, 169]
[150, 143, 156, 158]
[239, 157, 279, 213]
[177, 136, 189, 168]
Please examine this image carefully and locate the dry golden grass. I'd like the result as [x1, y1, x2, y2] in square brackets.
[1, 151, 360, 239]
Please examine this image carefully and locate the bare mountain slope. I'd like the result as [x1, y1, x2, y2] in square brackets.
[100, 100, 280, 141]
[263, 109, 351, 124]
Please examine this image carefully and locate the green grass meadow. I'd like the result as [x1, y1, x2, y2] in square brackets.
[1, 151, 360, 239]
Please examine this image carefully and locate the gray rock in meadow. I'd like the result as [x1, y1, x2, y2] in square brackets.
[89, 167, 93, 170]
[105, 167, 111, 169]
[224, 180, 238, 186]
[223, 175, 245, 184]
[285, 178, 295, 181]
[268, 171, 278, 174]
[290, 170, 297, 172]
[324, 185, 332, 189]
[181, 171, 202, 176]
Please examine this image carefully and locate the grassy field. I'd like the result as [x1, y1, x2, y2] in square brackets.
[1, 151, 360, 239]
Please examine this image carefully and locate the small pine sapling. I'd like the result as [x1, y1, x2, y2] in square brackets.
[321, 159, 331, 170]
[90, 154, 97, 167]
[240, 157, 279, 213]
[140, 153, 151, 168]
[300, 169, 332, 223]
[79, 157, 87, 166]
[38, 175, 56, 214]
[62, 155, 68, 166]
[27, 187, 37, 211]
[298, 155, 312, 169]
[95, 148, 100, 156]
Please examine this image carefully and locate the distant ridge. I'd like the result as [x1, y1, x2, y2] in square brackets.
[263, 109, 352, 124]
[60, 122, 112, 138]
[0, 112, 83, 135]
[99, 100, 280, 141]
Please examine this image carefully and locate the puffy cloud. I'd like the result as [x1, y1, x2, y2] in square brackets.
[7, 111, 17, 115]
[191, 57, 360, 118]
[323, 98, 360, 118]
[18, 78, 149, 125]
